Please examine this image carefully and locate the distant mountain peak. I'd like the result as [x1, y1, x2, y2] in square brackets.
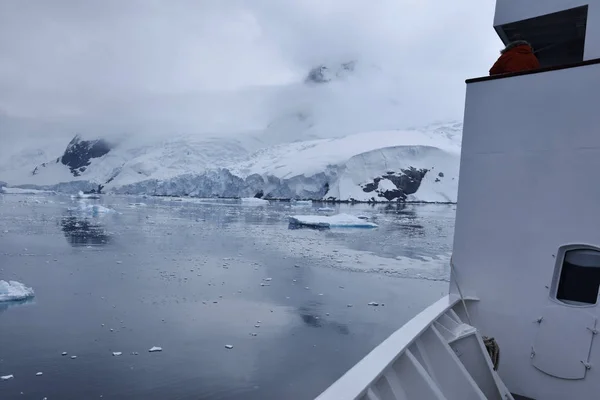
[305, 61, 356, 84]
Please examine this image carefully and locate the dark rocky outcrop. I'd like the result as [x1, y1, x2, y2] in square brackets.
[360, 167, 429, 202]
[31, 135, 112, 178]
[305, 61, 356, 84]
[61, 135, 111, 176]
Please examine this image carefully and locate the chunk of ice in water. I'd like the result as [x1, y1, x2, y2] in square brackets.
[225, 345, 234, 349]
[149, 346, 162, 352]
[70, 355, 77, 359]
[263, 278, 272, 281]
[36, 372, 43, 376]
[368, 302, 379, 306]
[0, 280, 35, 302]
[1, 374, 14, 380]
[112, 352, 122, 356]
[61, 352, 68, 356]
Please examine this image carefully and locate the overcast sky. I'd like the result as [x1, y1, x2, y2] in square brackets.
[0, 0, 501, 139]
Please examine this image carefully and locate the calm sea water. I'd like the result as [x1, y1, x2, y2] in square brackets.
[0, 194, 454, 400]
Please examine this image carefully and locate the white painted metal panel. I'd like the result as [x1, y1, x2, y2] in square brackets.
[532, 306, 596, 379]
[456, 62, 600, 399]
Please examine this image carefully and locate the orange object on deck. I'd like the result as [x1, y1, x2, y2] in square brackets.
[489, 41, 540, 76]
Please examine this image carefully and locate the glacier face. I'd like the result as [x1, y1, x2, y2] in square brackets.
[3, 123, 461, 203]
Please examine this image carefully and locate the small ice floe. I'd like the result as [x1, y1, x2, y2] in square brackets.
[36, 372, 43, 376]
[149, 346, 162, 352]
[131, 352, 139, 356]
[250, 333, 258, 337]
[241, 198, 269, 206]
[260, 283, 270, 287]
[71, 191, 100, 200]
[367, 302, 380, 306]
[112, 352, 122, 356]
[0, 280, 35, 302]
[116, 261, 123, 264]
[61, 352, 68, 356]
[263, 278, 272, 282]
[347, 304, 353, 307]
[70, 355, 77, 359]
[1, 374, 14, 380]
[289, 214, 378, 229]
[75, 203, 115, 215]
[254, 324, 260, 328]
[225, 345, 234, 349]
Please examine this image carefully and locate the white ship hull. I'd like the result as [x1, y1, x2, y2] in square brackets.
[317, 295, 513, 400]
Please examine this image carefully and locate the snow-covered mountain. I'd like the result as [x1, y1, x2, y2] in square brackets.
[0, 122, 461, 202]
[0, 62, 463, 202]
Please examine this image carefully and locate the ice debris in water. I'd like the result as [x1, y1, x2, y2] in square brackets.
[0, 280, 34, 302]
[74, 202, 115, 215]
[368, 302, 379, 306]
[112, 352, 122, 356]
[149, 346, 162, 352]
[1, 374, 14, 380]
[241, 197, 269, 205]
[36, 372, 43, 376]
[289, 214, 378, 228]
[263, 278, 272, 282]
[61, 352, 68, 356]
[225, 345, 234, 349]
[71, 355, 77, 359]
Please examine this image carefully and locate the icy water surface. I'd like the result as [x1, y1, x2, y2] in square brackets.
[0, 194, 454, 400]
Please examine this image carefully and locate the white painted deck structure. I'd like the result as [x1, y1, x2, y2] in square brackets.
[318, 1, 600, 399]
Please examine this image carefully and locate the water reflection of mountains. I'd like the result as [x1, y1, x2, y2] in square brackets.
[61, 215, 111, 246]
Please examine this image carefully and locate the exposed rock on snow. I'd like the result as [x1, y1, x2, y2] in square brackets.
[289, 214, 378, 229]
[32, 135, 111, 178]
[60, 135, 112, 176]
[305, 61, 356, 84]
[0, 280, 35, 302]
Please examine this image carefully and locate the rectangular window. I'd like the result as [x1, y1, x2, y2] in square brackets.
[556, 248, 600, 306]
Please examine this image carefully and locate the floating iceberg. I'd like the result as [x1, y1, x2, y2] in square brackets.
[241, 197, 269, 205]
[0, 280, 35, 302]
[71, 203, 115, 215]
[71, 191, 100, 199]
[289, 213, 378, 228]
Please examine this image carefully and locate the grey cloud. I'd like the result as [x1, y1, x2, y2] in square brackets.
[0, 0, 501, 143]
